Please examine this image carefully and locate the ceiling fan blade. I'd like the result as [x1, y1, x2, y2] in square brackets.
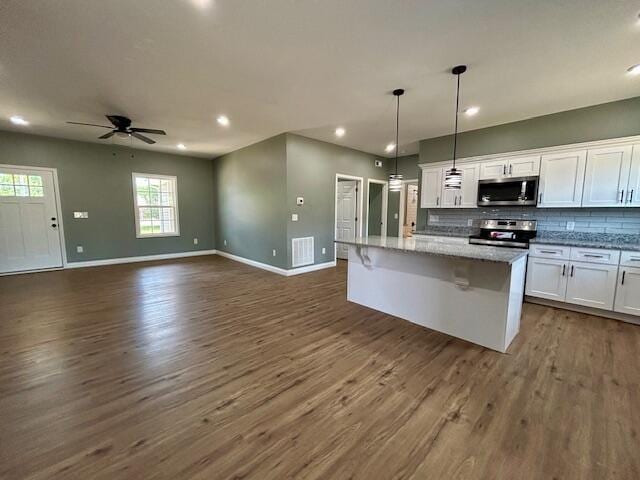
[67, 121, 112, 128]
[98, 131, 115, 140]
[130, 128, 166, 135]
[106, 115, 131, 129]
[132, 132, 156, 144]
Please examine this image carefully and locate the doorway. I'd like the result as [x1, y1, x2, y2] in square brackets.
[366, 179, 388, 238]
[334, 174, 363, 260]
[398, 179, 419, 238]
[0, 165, 65, 274]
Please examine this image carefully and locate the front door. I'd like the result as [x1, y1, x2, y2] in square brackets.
[0, 167, 63, 273]
[336, 180, 357, 260]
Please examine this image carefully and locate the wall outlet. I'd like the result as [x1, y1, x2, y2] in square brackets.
[322, 247, 326, 255]
[76, 245, 84, 253]
[223, 239, 227, 246]
[566, 221, 575, 231]
[296, 197, 304, 206]
[394, 213, 398, 220]
[429, 214, 439, 223]
[467, 219, 473, 227]
[193, 238, 198, 245]
[291, 213, 298, 221]
[272, 249, 277, 257]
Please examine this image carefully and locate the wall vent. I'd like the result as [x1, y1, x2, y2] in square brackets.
[291, 237, 314, 268]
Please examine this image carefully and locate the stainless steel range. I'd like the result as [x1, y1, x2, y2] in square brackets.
[468, 219, 537, 249]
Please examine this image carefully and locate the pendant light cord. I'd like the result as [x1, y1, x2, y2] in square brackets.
[452, 72, 461, 169]
[395, 93, 400, 175]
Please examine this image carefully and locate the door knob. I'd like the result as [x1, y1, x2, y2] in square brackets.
[51, 223, 57, 228]
[51, 217, 56, 221]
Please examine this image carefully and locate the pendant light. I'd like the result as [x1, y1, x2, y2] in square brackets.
[388, 88, 405, 192]
[444, 65, 467, 190]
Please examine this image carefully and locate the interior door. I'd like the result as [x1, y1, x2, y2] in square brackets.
[582, 145, 632, 207]
[538, 150, 587, 207]
[525, 257, 568, 301]
[614, 266, 640, 316]
[0, 167, 63, 273]
[565, 261, 618, 310]
[336, 180, 357, 260]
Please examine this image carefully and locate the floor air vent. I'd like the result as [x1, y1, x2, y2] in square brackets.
[291, 237, 314, 268]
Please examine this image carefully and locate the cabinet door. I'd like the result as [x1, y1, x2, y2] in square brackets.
[420, 167, 443, 208]
[525, 257, 568, 301]
[582, 145, 632, 207]
[538, 150, 587, 207]
[614, 266, 640, 316]
[479, 159, 507, 180]
[459, 163, 480, 208]
[565, 262, 618, 310]
[626, 145, 640, 206]
[508, 155, 541, 177]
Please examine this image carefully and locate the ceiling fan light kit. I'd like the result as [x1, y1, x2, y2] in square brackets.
[67, 115, 166, 144]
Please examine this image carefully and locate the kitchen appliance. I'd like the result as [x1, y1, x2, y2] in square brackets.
[477, 176, 539, 206]
[468, 219, 537, 249]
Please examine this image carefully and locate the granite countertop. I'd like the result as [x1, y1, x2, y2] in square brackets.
[531, 232, 640, 252]
[335, 236, 528, 264]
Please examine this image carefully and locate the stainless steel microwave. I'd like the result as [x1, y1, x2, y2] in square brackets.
[477, 176, 539, 206]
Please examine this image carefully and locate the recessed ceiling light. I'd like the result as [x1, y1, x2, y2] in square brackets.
[217, 115, 230, 126]
[335, 127, 345, 137]
[177, 143, 187, 150]
[464, 106, 480, 116]
[627, 64, 640, 76]
[385, 143, 396, 153]
[10, 115, 29, 126]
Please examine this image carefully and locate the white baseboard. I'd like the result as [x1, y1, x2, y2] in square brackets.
[66, 249, 217, 269]
[215, 250, 336, 276]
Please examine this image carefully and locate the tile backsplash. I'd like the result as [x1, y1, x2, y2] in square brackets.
[427, 207, 640, 235]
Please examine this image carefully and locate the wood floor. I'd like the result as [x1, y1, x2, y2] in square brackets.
[1, 256, 639, 479]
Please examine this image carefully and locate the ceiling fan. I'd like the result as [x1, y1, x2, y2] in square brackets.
[67, 115, 166, 144]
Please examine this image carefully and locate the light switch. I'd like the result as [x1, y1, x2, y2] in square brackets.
[394, 213, 398, 220]
[73, 211, 89, 219]
[223, 239, 227, 246]
[76, 246, 84, 253]
[291, 213, 298, 221]
[193, 238, 198, 245]
[566, 221, 575, 231]
[272, 249, 277, 257]
[322, 247, 326, 255]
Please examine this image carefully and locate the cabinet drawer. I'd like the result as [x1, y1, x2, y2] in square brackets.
[570, 247, 620, 265]
[620, 250, 640, 267]
[529, 244, 571, 260]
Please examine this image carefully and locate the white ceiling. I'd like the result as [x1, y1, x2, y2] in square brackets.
[0, 0, 639, 159]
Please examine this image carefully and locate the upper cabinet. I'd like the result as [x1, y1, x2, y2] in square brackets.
[420, 166, 443, 208]
[479, 155, 540, 180]
[538, 150, 586, 208]
[624, 145, 640, 207]
[582, 145, 633, 207]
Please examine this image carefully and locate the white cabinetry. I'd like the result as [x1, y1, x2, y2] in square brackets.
[582, 145, 633, 207]
[614, 266, 640, 316]
[538, 150, 586, 207]
[565, 262, 618, 310]
[420, 166, 442, 208]
[525, 257, 568, 301]
[626, 145, 640, 206]
[479, 155, 540, 180]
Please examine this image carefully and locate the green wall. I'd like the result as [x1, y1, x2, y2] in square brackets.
[395, 96, 640, 231]
[386, 155, 420, 236]
[285, 134, 387, 267]
[213, 134, 288, 268]
[367, 182, 383, 236]
[0, 130, 214, 262]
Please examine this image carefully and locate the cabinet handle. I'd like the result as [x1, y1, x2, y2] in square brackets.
[622, 270, 626, 285]
[583, 254, 603, 258]
[570, 265, 574, 277]
[436, 196, 439, 206]
[509, 164, 512, 175]
[539, 250, 558, 254]
[620, 190, 625, 204]
[630, 189, 634, 203]
[538, 192, 543, 204]
[562, 264, 566, 276]
[503, 165, 507, 175]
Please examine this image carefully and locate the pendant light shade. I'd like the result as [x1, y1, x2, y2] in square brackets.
[388, 88, 405, 192]
[444, 65, 467, 190]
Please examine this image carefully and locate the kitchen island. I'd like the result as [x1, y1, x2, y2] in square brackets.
[335, 236, 528, 353]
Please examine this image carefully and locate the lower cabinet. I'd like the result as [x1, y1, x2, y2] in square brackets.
[525, 257, 568, 300]
[614, 266, 640, 316]
[565, 262, 618, 310]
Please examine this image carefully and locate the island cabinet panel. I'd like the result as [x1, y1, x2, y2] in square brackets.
[538, 150, 587, 207]
[565, 262, 618, 310]
[525, 257, 568, 301]
[614, 266, 640, 316]
[582, 145, 633, 207]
